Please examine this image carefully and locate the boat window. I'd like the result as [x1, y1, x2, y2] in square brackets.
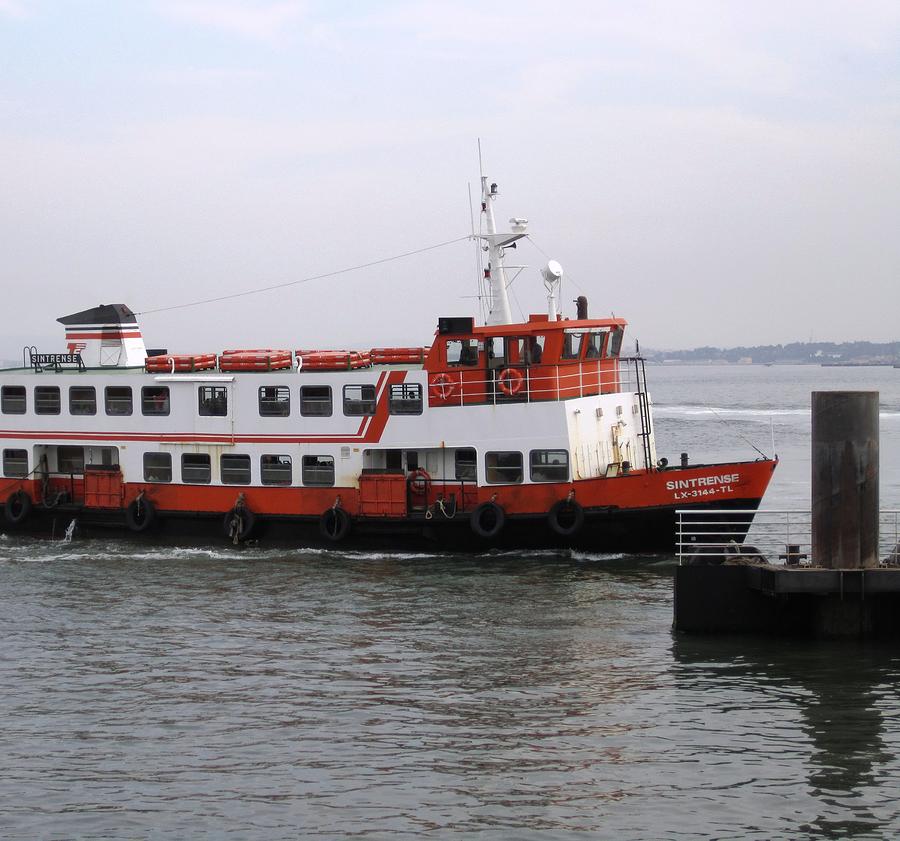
[2, 449, 28, 478]
[585, 331, 608, 359]
[199, 386, 227, 417]
[69, 386, 97, 416]
[143, 452, 172, 483]
[484, 451, 523, 484]
[105, 386, 133, 416]
[57, 446, 84, 475]
[607, 326, 624, 358]
[302, 455, 335, 486]
[454, 448, 476, 481]
[526, 335, 546, 365]
[261, 454, 292, 485]
[388, 383, 423, 415]
[562, 332, 585, 360]
[34, 386, 61, 415]
[446, 339, 479, 366]
[220, 454, 251, 485]
[259, 386, 290, 417]
[530, 449, 569, 482]
[1, 385, 26, 414]
[343, 384, 376, 416]
[182, 453, 211, 484]
[300, 385, 332, 417]
[141, 386, 170, 416]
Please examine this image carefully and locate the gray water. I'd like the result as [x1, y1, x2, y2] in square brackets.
[3, 365, 900, 839]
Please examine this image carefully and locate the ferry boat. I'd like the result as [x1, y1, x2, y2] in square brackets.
[0, 176, 776, 550]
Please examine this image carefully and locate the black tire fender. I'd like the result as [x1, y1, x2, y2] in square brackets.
[470, 501, 505, 539]
[319, 507, 351, 542]
[125, 497, 156, 532]
[548, 499, 585, 537]
[223, 506, 255, 542]
[4, 490, 32, 526]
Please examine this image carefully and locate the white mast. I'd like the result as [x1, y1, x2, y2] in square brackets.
[478, 177, 527, 326]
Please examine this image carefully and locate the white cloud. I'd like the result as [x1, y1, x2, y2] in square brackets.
[0, 0, 29, 18]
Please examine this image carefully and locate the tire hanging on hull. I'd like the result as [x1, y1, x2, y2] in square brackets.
[4, 490, 32, 526]
[125, 496, 156, 533]
[224, 506, 255, 544]
[547, 499, 585, 537]
[470, 501, 505, 540]
[320, 507, 351, 542]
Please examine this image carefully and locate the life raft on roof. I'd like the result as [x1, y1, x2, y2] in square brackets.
[145, 353, 218, 373]
[296, 350, 371, 370]
[219, 349, 293, 371]
[369, 347, 429, 365]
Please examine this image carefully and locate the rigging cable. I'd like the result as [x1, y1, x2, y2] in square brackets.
[135, 235, 471, 317]
[704, 404, 770, 460]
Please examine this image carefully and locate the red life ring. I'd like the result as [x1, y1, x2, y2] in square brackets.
[429, 372, 457, 401]
[409, 468, 430, 496]
[497, 367, 525, 396]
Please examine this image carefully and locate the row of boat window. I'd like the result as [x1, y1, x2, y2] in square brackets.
[0, 384, 423, 418]
[2, 448, 569, 484]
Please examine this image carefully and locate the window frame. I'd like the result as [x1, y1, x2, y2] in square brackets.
[181, 453, 211, 485]
[69, 385, 97, 416]
[198, 386, 228, 417]
[388, 383, 423, 416]
[529, 449, 569, 483]
[299, 385, 333, 417]
[2, 448, 28, 478]
[220, 453, 251, 485]
[141, 386, 171, 416]
[104, 386, 133, 416]
[343, 384, 377, 417]
[1, 385, 26, 415]
[454, 448, 477, 481]
[258, 386, 291, 418]
[143, 452, 173, 483]
[301, 455, 335, 486]
[484, 451, 524, 485]
[260, 454, 293, 486]
[34, 385, 61, 415]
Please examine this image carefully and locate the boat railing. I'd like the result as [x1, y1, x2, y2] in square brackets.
[676, 508, 900, 567]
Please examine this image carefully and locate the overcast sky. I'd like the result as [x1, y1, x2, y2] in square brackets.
[1, 0, 898, 357]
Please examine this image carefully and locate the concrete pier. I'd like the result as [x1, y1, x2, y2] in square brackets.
[674, 390, 900, 638]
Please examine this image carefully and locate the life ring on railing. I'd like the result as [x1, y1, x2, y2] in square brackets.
[428, 372, 457, 401]
[470, 501, 506, 539]
[497, 367, 525, 396]
[319, 507, 351, 542]
[223, 505, 255, 543]
[409, 468, 430, 496]
[4, 490, 32, 526]
[125, 496, 156, 533]
[547, 499, 585, 537]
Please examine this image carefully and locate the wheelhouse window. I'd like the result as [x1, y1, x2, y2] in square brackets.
[259, 386, 290, 417]
[607, 326, 624, 358]
[526, 335, 545, 365]
[388, 383, 423, 415]
[2, 449, 28, 478]
[143, 452, 172, 483]
[446, 338, 479, 366]
[105, 386, 133, 416]
[199, 386, 227, 417]
[454, 448, 476, 481]
[57, 446, 84, 474]
[34, 386, 61, 415]
[485, 451, 523, 484]
[300, 385, 332, 417]
[182, 453, 211, 484]
[586, 331, 608, 359]
[562, 332, 585, 360]
[220, 454, 251, 485]
[261, 454, 292, 485]
[530, 449, 569, 482]
[302, 455, 334, 486]
[141, 386, 170, 416]
[1, 386, 26, 414]
[69, 386, 96, 415]
[343, 384, 376, 416]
